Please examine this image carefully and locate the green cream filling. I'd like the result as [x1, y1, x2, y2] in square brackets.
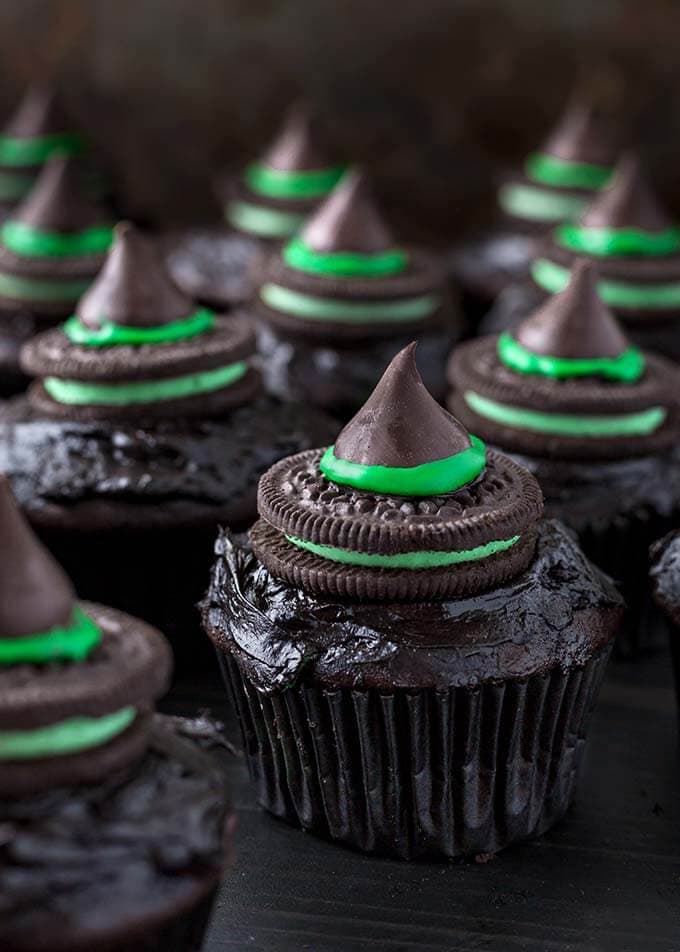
[498, 183, 589, 223]
[260, 282, 438, 323]
[0, 170, 35, 201]
[320, 435, 487, 497]
[44, 361, 247, 406]
[0, 270, 92, 302]
[64, 308, 216, 347]
[497, 331, 645, 383]
[226, 200, 307, 237]
[2, 221, 113, 258]
[285, 533, 521, 569]
[556, 223, 680, 258]
[0, 706, 136, 760]
[464, 390, 666, 437]
[0, 132, 84, 167]
[244, 163, 345, 199]
[284, 236, 408, 278]
[0, 607, 101, 665]
[525, 152, 612, 190]
[532, 258, 680, 309]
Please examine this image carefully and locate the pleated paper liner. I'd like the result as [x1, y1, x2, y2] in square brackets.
[218, 646, 611, 860]
[119, 888, 218, 952]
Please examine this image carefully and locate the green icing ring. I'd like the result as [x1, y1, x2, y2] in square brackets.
[261, 282, 438, 323]
[283, 236, 408, 278]
[244, 163, 345, 199]
[464, 389, 666, 437]
[2, 221, 113, 259]
[0, 705, 136, 760]
[64, 308, 216, 347]
[319, 434, 486, 496]
[497, 331, 645, 383]
[498, 183, 588, 223]
[0, 132, 84, 167]
[556, 223, 680, 258]
[532, 258, 680, 309]
[285, 533, 520, 569]
[0, 270, 92, 302]
[525, 153, 611, 190]
[0, 170, 35, 201]
[0, 607, 101, 665]
[226, 200, 307, 237]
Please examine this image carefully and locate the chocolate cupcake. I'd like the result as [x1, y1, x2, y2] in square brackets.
[0, 154, 113, 395]
[449, 100, 619, 320]
[202, 343, 623, 859]
[531, 154, 680, 360]
[0, 222, 335, 667]
[0, 479, 233, 952]
[255, 168, 460, 415]
[650, 532, 680, 712]
[449, 260, 680, 654]
[166, 105, 345, 310]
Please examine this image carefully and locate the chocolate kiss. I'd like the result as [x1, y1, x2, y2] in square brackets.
[77, 222, 193, 329]
[334, 343, 472, 468]
[541, 100, 618, 167]
[14, 155, 109, 233]
[516, 259, 629, 359]
[579, 153, 672, 233]
[0, 478, 75, 639]
[260, 103, 334, 172]
[302, 168, 395, 254]
[3, 85, 73, 140]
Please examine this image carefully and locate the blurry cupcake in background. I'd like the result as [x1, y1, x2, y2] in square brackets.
[0, 222, 335, 667]
[165, 104, 345, 312]
[650, 532, 680, 714]
[449, 260, 680, 654]
[255, 167, 461, 416]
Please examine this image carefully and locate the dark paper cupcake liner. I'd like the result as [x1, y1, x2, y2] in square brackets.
[218, 646, 611, 860]
[113, 887, 218, 952]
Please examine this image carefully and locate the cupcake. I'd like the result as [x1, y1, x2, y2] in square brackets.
[255, 168, 460, 415]
[202, 343, 623, 859]
[0, 154, 113, 395]
[449, 260, 680, 654]
[530, 154, 680, 360]
[0, 222, 335, 667]
[650, 532, 680, 709]
[165, 104, 345, 311]
[448, 100, 619, 320]
[0, 479, 233, 952]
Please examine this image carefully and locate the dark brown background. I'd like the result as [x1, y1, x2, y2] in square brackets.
[0, 0, 679, 234]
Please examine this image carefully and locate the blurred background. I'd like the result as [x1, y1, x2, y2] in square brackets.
[1, 0, 679, 233]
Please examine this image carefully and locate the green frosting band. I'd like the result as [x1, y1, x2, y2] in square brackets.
[532, 258, 680, 310]
[464, 389, 666, 437]
[497, 331, 645, 383]
[0, 607, 101, 665]
[283, 236, 408, 278]
[525, 152, 611, 190]
[245, 163, 345, 199]
[0, 270, 91, 302]
[319, 435, 486, 496]
[556, 223, 680, 258]
[64, 308, 216, 347]
[0, 706, 136, 760]
[285, 533, 520, 569]
[498, 184, 589, 223]
[226, 200, 307, 237]
[44, 360, 248, 406]
[2, 221, 113, 259]
[261, 282, 438, 323]
[0, 170, 35, 201]
[0, 132, 84, 167]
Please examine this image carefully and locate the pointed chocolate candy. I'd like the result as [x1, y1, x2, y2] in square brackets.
[3, 85, 73, 140]
[334, 342, 472, 468]
[302, 168, 395, 254]
[259, 104, 332, 172]
[541, 100, 617, 167]
[516, 259, 628, 358]
[13, 155, 108, 233]
[580, 153, 672, 233]
[0, 478, 75, 639]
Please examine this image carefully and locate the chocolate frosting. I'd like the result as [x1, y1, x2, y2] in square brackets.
[579, 153, 672, 232]
[541, 100, 618, 167]
[0, 476, 74, 639]
[302, 168, 396, 253]
[2, 85, 72, 140]
[334, 342, 472, 467]
[77, 222, 193, 329]
[259, 103, 334, 172]
[13, 155, 109, 233]
[515, 259, 629, 358]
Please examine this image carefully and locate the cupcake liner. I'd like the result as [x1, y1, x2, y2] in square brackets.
[218, 645, 611, 860]
[118, 887, 218, 952]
